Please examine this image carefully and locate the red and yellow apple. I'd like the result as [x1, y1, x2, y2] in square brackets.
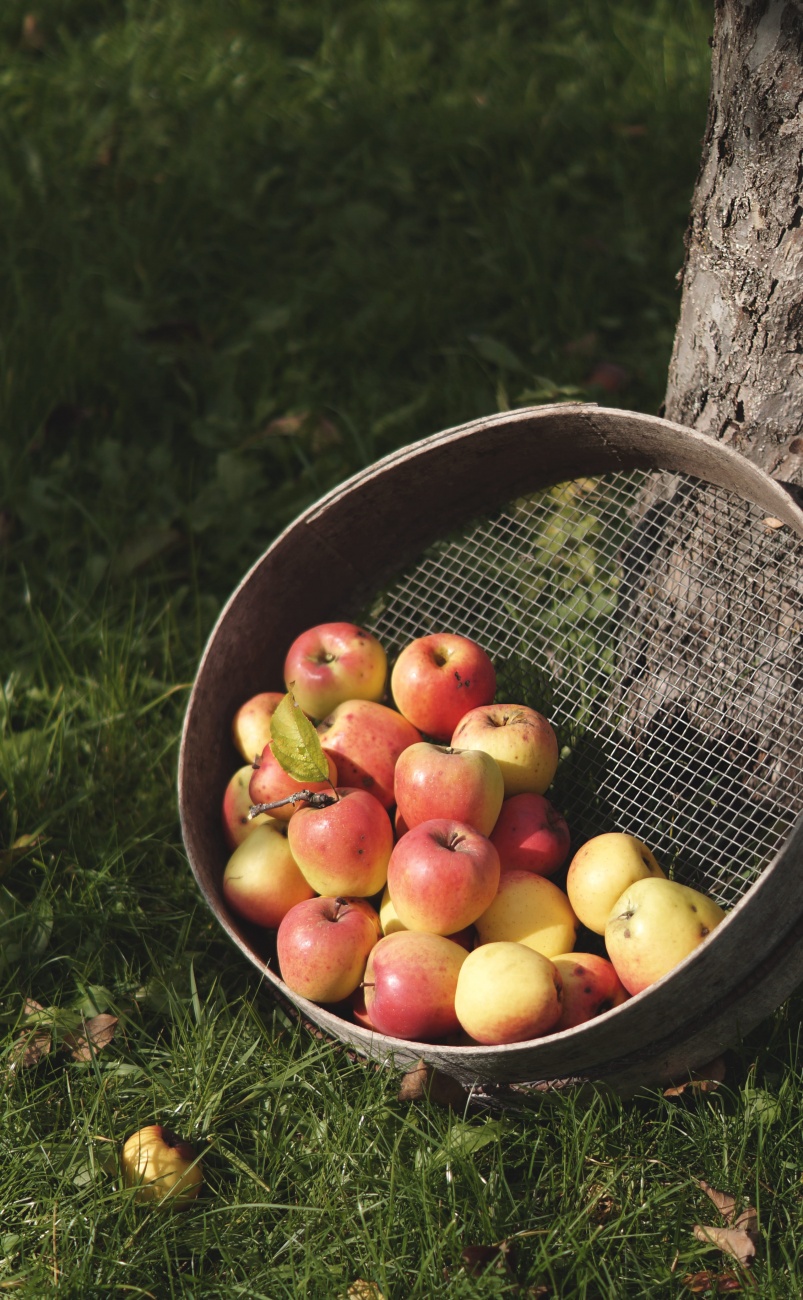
[454, 941, 563, 1044]
[249, 744, 338, 822]
[287, 787, 394, 897]
[231, 691, 285, 762]
[390, 632, 497, 742]
[276, 895, 381, 1003]
[317, 699, 420, 810]
[451, 704, 559, 797]
[362, 930, 468, 1040]
[551, 952, 629, 1030]
[474, 869, 578, 958]
[393, 742, 505, 838]
[222, 764, 276, 849]
[490, 792, 570, 876]
[386, 818, 501, 935]
[566, 832, 665, 935]
[223, 821, 314, 928]
[605, 877, 726, 995]
[283, 622, 387, 720]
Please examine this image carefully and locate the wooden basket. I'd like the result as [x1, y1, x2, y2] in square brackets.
[178, 404, 803, 1092]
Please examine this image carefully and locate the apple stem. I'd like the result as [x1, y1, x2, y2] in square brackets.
[248, 791, 337, 817]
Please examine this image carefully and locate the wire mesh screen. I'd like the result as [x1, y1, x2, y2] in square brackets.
[364, 469, 803, 910]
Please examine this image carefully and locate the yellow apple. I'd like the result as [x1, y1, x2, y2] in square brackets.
[454, 941, 563, 1044]
[474, 869, 578, 957]
[566, 832, 665, 935]
[605, 877, 727, 995]
[121, 1125, 203, 1207]
[450, 703, 559, 796]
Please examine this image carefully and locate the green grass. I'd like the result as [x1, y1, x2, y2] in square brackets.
[3, 0, 803, 1295]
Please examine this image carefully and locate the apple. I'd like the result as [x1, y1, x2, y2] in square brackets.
[317, 699, 421, 810]
[605, 877, 726, 995]
[490, 792, 570, 876]
[362, 931, 468, 1040]
[283, 622, 387, 720]
[231, 691, 285, 762]
[386, 818, 501, 935]
[222, 764, 276, 849]
[378, 886, 476, 949]
[276, 895, 380, 1003]
[551, 952, 629, 1030]
[248, 744, 338, 822]
[566, 832, 665, 935]
[287, 788, 394, 897]
[389, 632, 497, 741]
[451, 704, 559, 797]
[394, 742, 505, 838]
[454, 941, 563, 1044]
[222, 821, 315, 928]
[474, 869, 578, 958]
[121, 1125, 203, 1207]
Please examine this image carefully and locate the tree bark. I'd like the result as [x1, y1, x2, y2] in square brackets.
[664, 0, 803, 487]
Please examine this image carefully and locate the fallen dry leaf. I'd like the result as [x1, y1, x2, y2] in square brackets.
[692, 1224, 757, 1268]
[698, 1180, 737, 1220]
[8, 1027, 52, 1073]
[63, 1014, 118, 1061]
[397, 1058, 465, 1109]
[664, 1057, 727, 1096]
[682, 1269, 754, 1293]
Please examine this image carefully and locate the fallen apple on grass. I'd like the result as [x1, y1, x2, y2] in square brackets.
[390, 631, 497, 741]
[283, 621, 388, 720]
[121, 1125, 203, 1207]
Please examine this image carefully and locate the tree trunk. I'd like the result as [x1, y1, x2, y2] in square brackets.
[664, 0, 803, 487]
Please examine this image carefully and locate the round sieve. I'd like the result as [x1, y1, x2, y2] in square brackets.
[178, 404, 803, 1092]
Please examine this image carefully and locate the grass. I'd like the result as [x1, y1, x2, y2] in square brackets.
[3, 0, 803, 1294]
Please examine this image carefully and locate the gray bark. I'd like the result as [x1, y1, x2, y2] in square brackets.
[664, 0, 803, 486]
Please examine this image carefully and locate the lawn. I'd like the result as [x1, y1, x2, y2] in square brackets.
[2, 0, 802, 1294]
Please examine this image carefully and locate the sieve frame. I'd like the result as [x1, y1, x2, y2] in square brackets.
[178, 404, 803, 1091]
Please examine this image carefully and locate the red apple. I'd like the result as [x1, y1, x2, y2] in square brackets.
[287, 788, 394, 897]
[283, 622, 387, 720]
[249, 744, 338, 822]
[222, 821, 315, 929]
[317, 699, 421, 810]
[386, 818, 501, 935]
[490, 793, 571, 876]
[451, 703, 559, 796]
[276, 896, 380, 1003]
[390, 632, 497, 741]
[231, 691, 285, 762]
[222, 764, 275, 849]
[551, 952, 629, 1030]
[394, 742, 505, 838]
[362, 931, 468, 1040]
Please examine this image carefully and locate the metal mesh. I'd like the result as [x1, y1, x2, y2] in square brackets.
[364, 469, 803, 909]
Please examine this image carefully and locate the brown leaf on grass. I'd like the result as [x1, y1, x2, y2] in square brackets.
[682, 1269, 755, 1293]
[461, 1240, 517, 1281]
[693, 1180, 759, 1268]
[664, 1057, 727, 1097]
[63, 1014, 118, 1061]
[397, 1058, 465, 1109]
[698, 1180, 737, 1220]
[8, 1027, 52, 1072]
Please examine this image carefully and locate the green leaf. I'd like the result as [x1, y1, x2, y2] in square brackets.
[270, 692, 331, 784]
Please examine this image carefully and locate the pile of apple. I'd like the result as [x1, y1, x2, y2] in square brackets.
[220, 622, 727, 1047]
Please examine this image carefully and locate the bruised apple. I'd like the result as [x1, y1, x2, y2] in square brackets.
[283, 622, 387, 720]
[451, 704, 559, 797]
[276, 896, 380, 1003]
[551, 952, 629, 1030]
[121, 1126, 203, 1207]
[454, 942, 563, 1045]
[362, 930, 468, 1040]
[605, 877, 726, 995]
[394, 742, 505, 837]
[390, 632, 497, 742]
[386, 818, 501, 936]
[287, 788, 394, 897]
